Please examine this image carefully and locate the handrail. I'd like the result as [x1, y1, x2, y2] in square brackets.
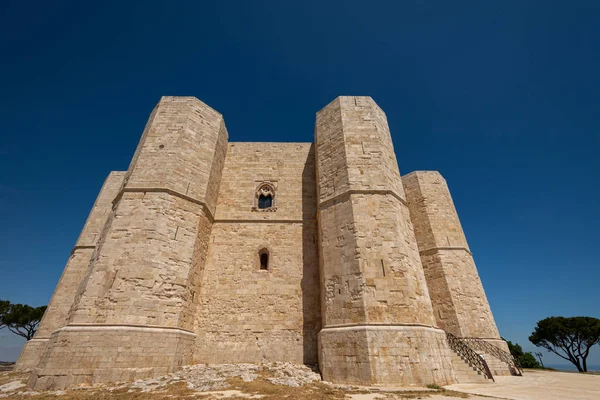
[446, 331, 494, 381]
[463, 337, 523, 376]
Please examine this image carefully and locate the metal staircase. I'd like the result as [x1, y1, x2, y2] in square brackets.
[463, 337, 523, 376]
[446, 331, 494, 383]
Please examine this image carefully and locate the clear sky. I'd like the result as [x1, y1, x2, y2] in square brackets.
[1, 1, 599, 367]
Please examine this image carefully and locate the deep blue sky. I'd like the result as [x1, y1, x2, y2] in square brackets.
[1, 1, 599, 366]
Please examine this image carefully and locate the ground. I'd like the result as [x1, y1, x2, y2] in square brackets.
[447, 368, 600, 400]
[1, 365, 599, 400]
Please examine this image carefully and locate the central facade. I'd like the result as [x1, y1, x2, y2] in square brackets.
[17, 96, 510, 389]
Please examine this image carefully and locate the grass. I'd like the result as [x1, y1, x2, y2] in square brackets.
[0, 370, 27, 386]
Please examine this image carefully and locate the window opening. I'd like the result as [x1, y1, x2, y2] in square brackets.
[260, 251, 269, 270]
[258, 194, 273, 209]
[253, 182, 277, 211]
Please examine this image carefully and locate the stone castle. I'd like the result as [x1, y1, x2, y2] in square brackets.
[16, 96, 517, 389]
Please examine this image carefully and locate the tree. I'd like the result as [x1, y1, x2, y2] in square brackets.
[535, 352, 545, 368]
[0, 300, 47, 341]
[529, 316, 600, 372]
[519, 352, 542, 368]
[506, 339, 524, 359]
[505, 339, 541, 368]
[0, 300, 10, 330]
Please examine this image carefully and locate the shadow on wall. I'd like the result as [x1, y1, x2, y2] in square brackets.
[301, 143, 322, 365]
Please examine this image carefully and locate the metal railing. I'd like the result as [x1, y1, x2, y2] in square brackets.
[463, 337, 523, 376]
[446, 331, 494, 381]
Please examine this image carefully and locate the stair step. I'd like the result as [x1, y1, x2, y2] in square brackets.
[448, 343, 495, 383]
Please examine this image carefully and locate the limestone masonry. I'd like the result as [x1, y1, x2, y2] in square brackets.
[16, 96, 517, 389]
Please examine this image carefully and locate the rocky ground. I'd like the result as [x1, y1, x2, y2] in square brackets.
[0, 363, 485, 400]
[4, 364, 599, 400]
[0, 364, 14, 373]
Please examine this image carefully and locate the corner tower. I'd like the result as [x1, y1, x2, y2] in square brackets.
[402, 172, 509, 355]
[315, 97, 455, 386]
[15, 171, 126, 371]
[30, 97, 228, 389]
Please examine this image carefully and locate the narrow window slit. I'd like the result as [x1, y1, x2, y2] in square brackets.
[259, 248, 270, 270]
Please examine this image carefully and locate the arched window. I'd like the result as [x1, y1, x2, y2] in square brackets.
[258, 248, 269, 270]
[253, 182, 277, 211]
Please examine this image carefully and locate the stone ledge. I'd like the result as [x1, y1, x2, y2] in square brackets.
[419, 246, 473, 256]
[70, 245, 95, 255]
[214, 219, 313, 224]
[320, 323, 441, 333]
[112, 187, 215, 221]
[59, 323, 197, 337]
[319, 189, 408, 210]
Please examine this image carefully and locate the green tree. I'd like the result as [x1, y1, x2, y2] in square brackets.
[519, 352, 542, 368]
[0, 300, 10, 330]
[505, 339, 541, 368]
[529, 316, 600, 372]
[0, 300, 47, 341]
[506, 340, 524, 358]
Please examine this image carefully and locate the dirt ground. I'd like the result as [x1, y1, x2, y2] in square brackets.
[1, 365, 599, 399]
[446, 368, 600, 400]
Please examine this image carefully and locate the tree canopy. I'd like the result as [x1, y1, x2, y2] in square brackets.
[505, 339, 541, 368]
[0, 300, 10, 330]
[0, 299, 47, 341]
[529, 316, 600, 372]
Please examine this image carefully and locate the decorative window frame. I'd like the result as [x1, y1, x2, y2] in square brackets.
[252, 181, 277, 212]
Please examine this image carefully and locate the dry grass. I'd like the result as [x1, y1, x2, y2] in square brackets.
[225, 374, 348, 399]
[0, 371, 26, 386]
[1, 369, 472, 400]
[0, 381, 471, 400]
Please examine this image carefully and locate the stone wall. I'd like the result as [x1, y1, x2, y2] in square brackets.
[29, 326, 194, 390]
[67, 191, 209, 327]
[315, 97, 455, 386]
[123, 96, 228, 218]
[29, 97, 229, 389]
[319, 325, 455, 386]
[402, 171, 501, 340]
[194, 143, 321, 365]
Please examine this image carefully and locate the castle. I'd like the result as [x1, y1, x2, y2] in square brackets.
[16, 96, 517, 389]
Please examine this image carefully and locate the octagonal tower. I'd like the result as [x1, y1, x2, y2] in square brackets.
[29, 97, 228, 389]
[315, 96, 455, 386]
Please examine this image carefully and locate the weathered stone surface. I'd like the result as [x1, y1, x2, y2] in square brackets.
[194, 143, 320, 365]
[402, 171, 500, 339]
[319, 325, 455, 386]
[28, 326, 194, 389]
[15, 171, 125, 371]
[18, 95, 507, 389]
[315, 96, 455, 385]
[28, 97, 228, 389]
[403, 171, 512, 375]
